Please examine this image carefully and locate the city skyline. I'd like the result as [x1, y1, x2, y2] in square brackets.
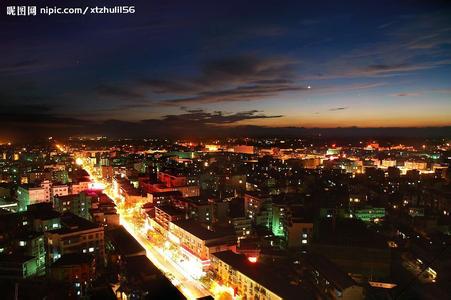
[1, 2, 451, 299]
[1, 0, 451, 141]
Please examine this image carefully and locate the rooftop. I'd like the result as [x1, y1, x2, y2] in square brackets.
[52, 253, 94, 267]
[0, 254, 35, 264]
[156, 205, 185, 216]
[27, 203, 61, 220]
[49, 213, 100, 234]
[150, 190, 183, 197]
[172, 220, 235, 241]
[106, 226, 145, 257]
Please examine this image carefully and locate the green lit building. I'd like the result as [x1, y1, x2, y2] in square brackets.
[16, 232, 46, 275]
[272, 204, 285, 237]
[353, 207, 385, 222]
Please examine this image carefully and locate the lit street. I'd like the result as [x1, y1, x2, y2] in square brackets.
[78, 158, 214, 299]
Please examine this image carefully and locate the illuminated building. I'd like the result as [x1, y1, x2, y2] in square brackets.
[157, 171, 188, 187]
[286, 220, 313, 247]
[301, 157, 321, 169]
[272, 203, 313, 247]
[200, 173, 246, 197]
[0, 206, 54, 275]
[70, 180, 91, 195]
[153, 205, 186, 232]
[147, 191, 181, 206]
[365, 142, 379, 151]
[244, 192, 272, 228]
[182, 197, 215, 223]
[381, 159, 396, 168]
[45, 213, 105, 263]
[53, 192, 93, 220]
[353, 207, 385, 223]
[17, 185, 47, 211]
[141, 173, 200, 198]
[26, 171, 46, 184]
[408, 207, 424, 217]
[168, 220, 236, 274]
[51, 184, 69, 198]
[230, 216, 253, 238]
[211, 250, 315, 300]
[326, 148, 341, 156]
[205, 144, 220, 152]
[100, 165, 113, 180]
[15, 232, 46, 275]
[40, 180, 52, 202]
[27, 203, 61, 232]
[272, 205, 285, 237]
[173, 196, 230, 224]
[52, 170, 69, 184]
[91, 194, 119, 227]
[116, 176, 146, 203]
[404, 160, 427, 171]
[232, 145, 254, 154]
[339, 159, 363, 174]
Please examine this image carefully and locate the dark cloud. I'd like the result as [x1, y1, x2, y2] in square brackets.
[308, 82, 386, 95]
[157, 109, 283, 124]
[0, 103, 91, 125]
[141, 55, 306, 105]
[1, 104, 449, 142]
[329, 107, 348, 111]
[92, 55, 306, 107]
[161, 83, 307, 106]
[0, 103, 53, 114]
[0, 108, 282, 141]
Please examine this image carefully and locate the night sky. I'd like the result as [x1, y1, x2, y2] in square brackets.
[1, 0, 451, 141]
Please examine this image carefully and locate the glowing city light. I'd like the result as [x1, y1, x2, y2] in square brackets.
[248, 256, 258, 263]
